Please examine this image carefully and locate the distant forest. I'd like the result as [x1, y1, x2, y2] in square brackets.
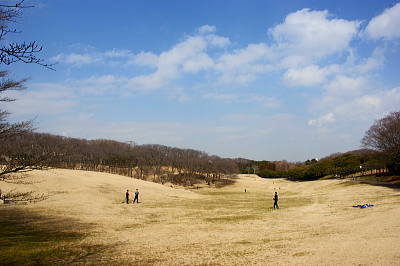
[2, 111, 399, 186]
[1, 132, 238, 187]
[239, 149, 389, 181]
[0, 130, 398, 186]
[239, 111, 400, 181]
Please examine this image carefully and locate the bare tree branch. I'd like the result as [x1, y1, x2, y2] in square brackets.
[362, 111, 400, 153]
[0, 0, 54, 69]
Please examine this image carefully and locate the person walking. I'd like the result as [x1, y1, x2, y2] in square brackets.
[125, 189, 130, 204]
[273, 191, 279, 209]
[133, 189, 139, 204]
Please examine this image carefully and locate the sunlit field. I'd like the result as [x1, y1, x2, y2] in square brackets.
[1, 169, 399, 265]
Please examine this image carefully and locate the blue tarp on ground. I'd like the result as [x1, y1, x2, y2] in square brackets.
[353, 204, 374, 208]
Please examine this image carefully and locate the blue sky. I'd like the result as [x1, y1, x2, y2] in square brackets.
[5, 0, 400, 161]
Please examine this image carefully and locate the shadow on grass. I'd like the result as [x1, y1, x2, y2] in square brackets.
[0, 207, 108, 265]
[358, 181, 400, 190]
[204, 214, 260, 223]
[349, 175, 400, 190]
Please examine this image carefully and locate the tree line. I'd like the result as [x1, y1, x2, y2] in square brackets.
[246, 111, 400, 181]
[0, 132, 239, 186]
[243, 149, 388, 181]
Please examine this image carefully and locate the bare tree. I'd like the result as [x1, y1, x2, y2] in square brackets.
[361, 111, 400, 153]
[0, 0, 49, 184]
[0, 71, 32, 141]
[0, 1, 53, 68]
[362, 111, 400, 174]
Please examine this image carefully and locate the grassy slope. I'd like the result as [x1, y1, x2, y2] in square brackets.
[1, 170, 400, 265]
[0, 208, 106, 265]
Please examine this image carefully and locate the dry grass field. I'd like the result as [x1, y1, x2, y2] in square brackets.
[1, 169, 400, 265]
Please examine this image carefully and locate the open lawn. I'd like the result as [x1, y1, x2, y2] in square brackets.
[1, 169, 400, 265]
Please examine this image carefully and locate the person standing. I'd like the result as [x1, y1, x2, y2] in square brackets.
[133, 189, 139, 204]
[125, 189, 130, 204]
[273, 191, 279, 209]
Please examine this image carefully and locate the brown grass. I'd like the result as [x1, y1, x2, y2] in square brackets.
[1, 169, 399, 265]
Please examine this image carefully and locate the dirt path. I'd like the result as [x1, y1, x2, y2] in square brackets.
[2, 169, 400, 265]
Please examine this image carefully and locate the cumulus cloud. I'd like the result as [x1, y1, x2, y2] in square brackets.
[182, 52, 214, 73]
[206, 34, 230, 47]
[47, 10, 397, 124]
[270, 8, 360, 60]
[129, 36, 209, 89]
[324, 75, 367, 97]
[365, 3, 400, 40]
[128, 28, 231, 90]
[51, 10, 364, 88]
[284, 65, 330, 87]
[354, 47, 384, 73]
[198, 25, 217, 34]
[213, 8, 360, 84]
[309, 87, 400, 126]
[215, 43, 273, 84]
[130, 51, 159, 67]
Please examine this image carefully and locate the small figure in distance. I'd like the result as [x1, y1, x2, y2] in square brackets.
[245, 188, 247, 193]
[125, 189, 130, 204]
[133, 189, 139, 204]
[273, 191, 279, 209]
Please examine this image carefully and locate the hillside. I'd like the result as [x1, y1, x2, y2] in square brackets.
[1, 169, 400, 264]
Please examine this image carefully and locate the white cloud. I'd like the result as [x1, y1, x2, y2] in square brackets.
[51, 53, 100, 65]
[75, 75, 130, 95]
[270, 8, 360, 60]
[129, 30, 229, 89]
[3, 85, 77, 116]
[365, 3, 400, 40]
[198, 25, 216, 34]
[104, 49, 134, 58]
[308, 112, 335, 126]
[216, 43, 272, 71]
[128, 36, 208, 90]
[202, 93, 238, 102]
[284, 65, 330, 87]
[278, 55, 308, 68]
[211, 8, 360, 84]
[324, 75, 367, 97]
[50, 10, 366, 90]
[131, 51, 159, 67]
[206, 34, 230, 47]
[182, 53, 214, 73]
[202, 92, 280, 108]
[81, 75, 126, 85]
[310, 87, 400, 126]
[358, 95, 381, 107]
[129, 71, 173, 90]
[354, 47, 384, 73]
[215, 43, 273, 83]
